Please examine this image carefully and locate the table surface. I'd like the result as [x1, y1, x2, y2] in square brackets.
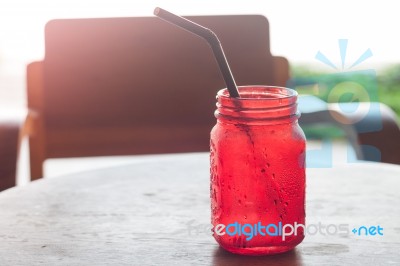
[0, 153, 400, 266]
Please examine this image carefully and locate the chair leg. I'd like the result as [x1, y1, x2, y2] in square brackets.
[29, 135, 45, 180]
[0, 123, 20, 191]
[27, 61, 46, 180]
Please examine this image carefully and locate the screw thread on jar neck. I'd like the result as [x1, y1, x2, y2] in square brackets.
[215, 86, 300, 125]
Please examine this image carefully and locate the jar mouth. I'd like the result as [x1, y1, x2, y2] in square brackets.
[219, 85, 297, 98]
[217, 86, 297, 109]
[216, 86, 299, 124]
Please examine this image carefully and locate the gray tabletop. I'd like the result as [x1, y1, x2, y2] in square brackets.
[0, 153, 399, 265]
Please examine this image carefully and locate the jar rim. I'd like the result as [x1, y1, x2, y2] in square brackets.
[215, 86, 299, 124]
[217, 86, 297, 102]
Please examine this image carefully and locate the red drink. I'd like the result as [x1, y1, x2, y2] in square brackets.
[210, 86, 306, 255]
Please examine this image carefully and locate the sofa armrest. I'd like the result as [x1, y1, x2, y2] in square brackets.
[272, 56, 290, 87]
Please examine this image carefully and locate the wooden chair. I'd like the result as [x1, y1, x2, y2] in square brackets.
[25, 15, 289, 181]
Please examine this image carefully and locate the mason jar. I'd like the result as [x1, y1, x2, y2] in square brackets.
[210, 86, 306, 255]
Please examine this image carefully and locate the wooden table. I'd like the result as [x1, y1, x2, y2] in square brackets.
[0, 153, 399, 265]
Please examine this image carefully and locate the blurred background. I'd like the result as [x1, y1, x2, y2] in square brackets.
[1, 0, 399, 179]
[1, 0, 399, 115]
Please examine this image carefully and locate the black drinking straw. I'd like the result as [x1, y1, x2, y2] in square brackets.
[154, 7, 240, 98]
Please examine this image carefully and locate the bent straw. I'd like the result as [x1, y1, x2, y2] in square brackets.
[154, 7, 240, 98]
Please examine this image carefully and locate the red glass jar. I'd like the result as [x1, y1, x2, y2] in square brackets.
[210, 86, 306, 255]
